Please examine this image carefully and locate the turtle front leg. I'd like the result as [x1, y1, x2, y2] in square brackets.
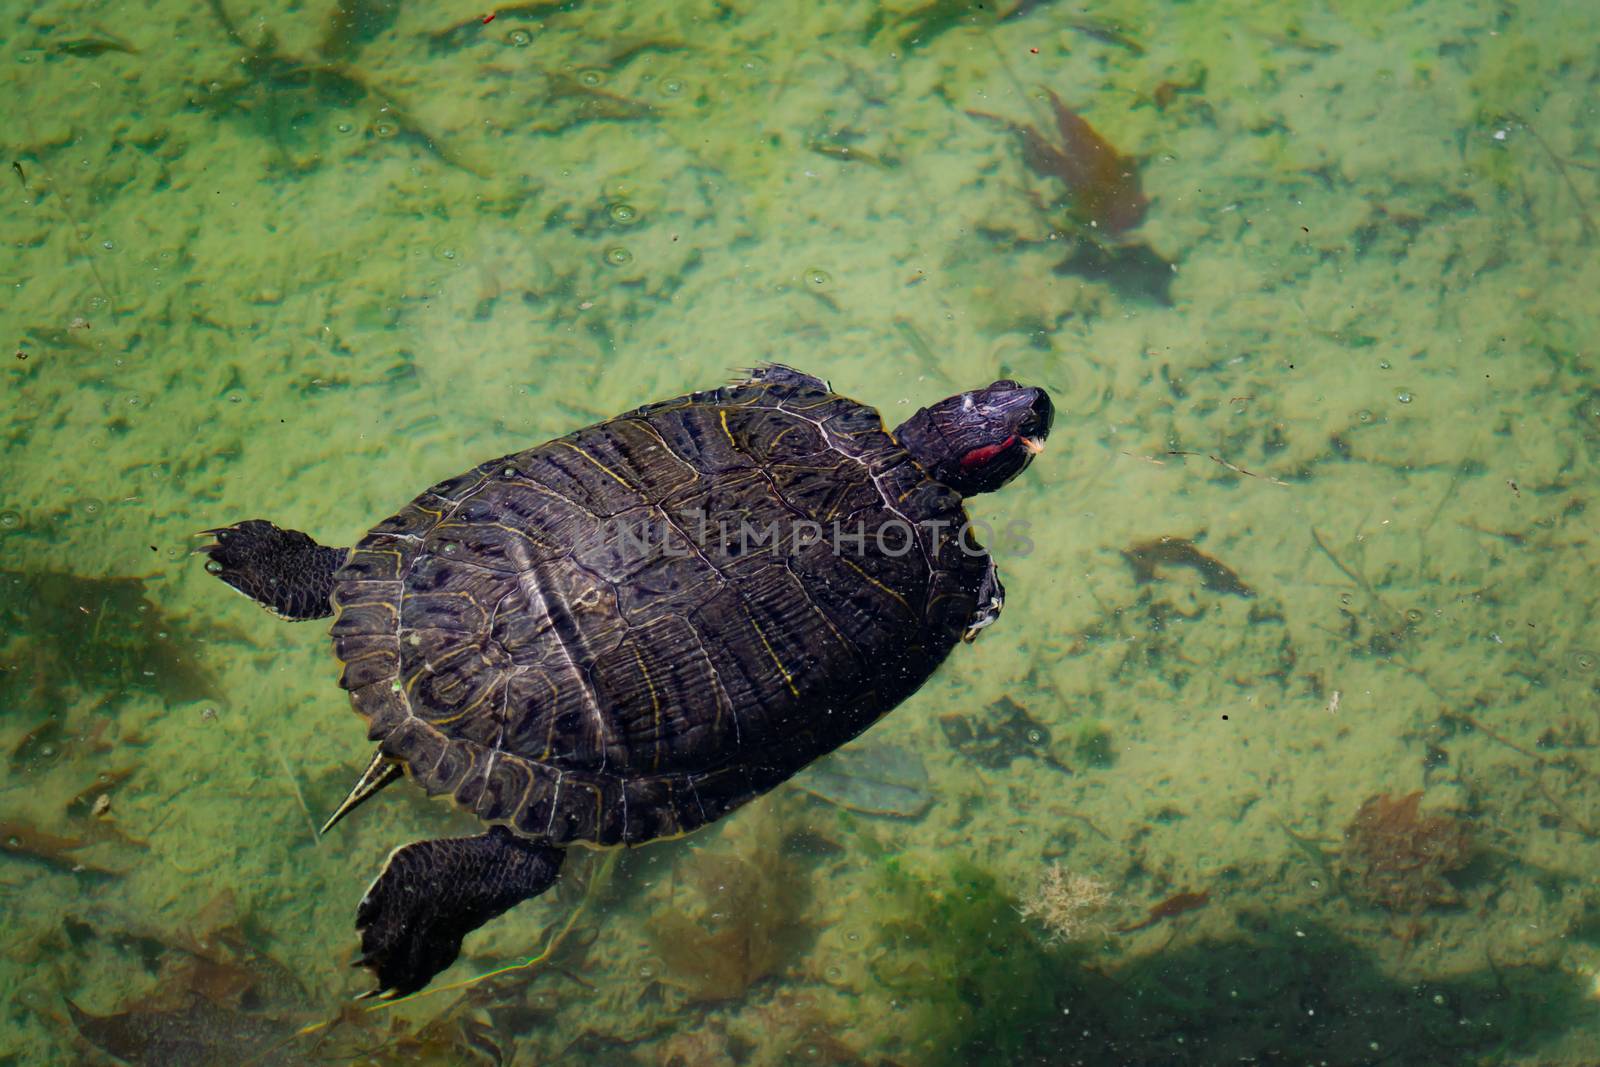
[355, 826, 565, 997]
[196, 520, 346, 621]
[962, 557, 1005, 642]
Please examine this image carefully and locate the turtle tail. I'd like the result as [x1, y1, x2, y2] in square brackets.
[196, 520, 346, 621]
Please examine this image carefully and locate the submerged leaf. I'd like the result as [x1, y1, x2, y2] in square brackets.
[795, 739, 933, 818]
[0, 820, 122, 877]
[970, 90, 1149, 235]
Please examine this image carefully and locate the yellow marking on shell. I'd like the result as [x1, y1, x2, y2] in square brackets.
[793, 575, 855, 658]
[718, 409, 739, 450]
[346, 545, 407, 579]
[401, 667, 498, 728]
[745, 609, 800, 699]
[540, 713, 558, 762]
[631, 644, 664, 770]
[491, 521, 558, 554]
[838, 556, 913, 616]
[629, 417, 701, 479]
[767, 424, 805, 453]
[557, 440, 632, 490]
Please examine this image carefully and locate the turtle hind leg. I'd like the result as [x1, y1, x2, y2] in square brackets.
[196, 520, 345, 621]
[355, 826, 564, 998]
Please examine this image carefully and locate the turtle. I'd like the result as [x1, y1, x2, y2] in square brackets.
[198, 365, 1052, 996]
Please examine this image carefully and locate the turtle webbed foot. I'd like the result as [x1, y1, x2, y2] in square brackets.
[195, 519, 344, 621]
[355, 827, 564, 997]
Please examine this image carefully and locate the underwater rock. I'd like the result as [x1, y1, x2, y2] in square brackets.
[67, 994, 298, 1067]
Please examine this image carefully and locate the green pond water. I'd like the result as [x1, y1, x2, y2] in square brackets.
[3, 0, 1599, 1062]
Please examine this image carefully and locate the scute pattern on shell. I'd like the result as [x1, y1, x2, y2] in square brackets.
[328, 366, 988, 846]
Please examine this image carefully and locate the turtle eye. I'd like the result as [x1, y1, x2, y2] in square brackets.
[1018, 389, 1054, 439]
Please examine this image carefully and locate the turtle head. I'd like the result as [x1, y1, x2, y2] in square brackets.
[894, 380, 1054, 495]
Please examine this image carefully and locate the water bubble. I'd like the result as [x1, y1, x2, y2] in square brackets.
[1026, 728, 1043, 744]
[126, 393, 145, 408]
[226, 391, 245, 404]
[1356, 409, 1372, 423]
[506, 28, 532, 46]
[205, 559, 223, 574]
[431, 243, 460, 263]
[604, 246, 633, 266]
[660, 77, 685, 96]
[0, 511, 20, 529]
[80, 498, 104, 517]
[1378, 359, 1391, 370]
[805, 268, 832, 287]
[1570, 650, 1598, 674]
[372, 120, 398, 139]
[825, 965, 842, 981]
[1405, 608, 1424, 623]
[1396, 390, 1414, 404]
[577, 68, 605, 87]
[501, 466, 517, 478]
[608, 202, 638, 224]
[335, 121, 355, 136]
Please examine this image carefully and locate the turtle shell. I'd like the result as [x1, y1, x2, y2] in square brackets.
[327, 367, 989, 846]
